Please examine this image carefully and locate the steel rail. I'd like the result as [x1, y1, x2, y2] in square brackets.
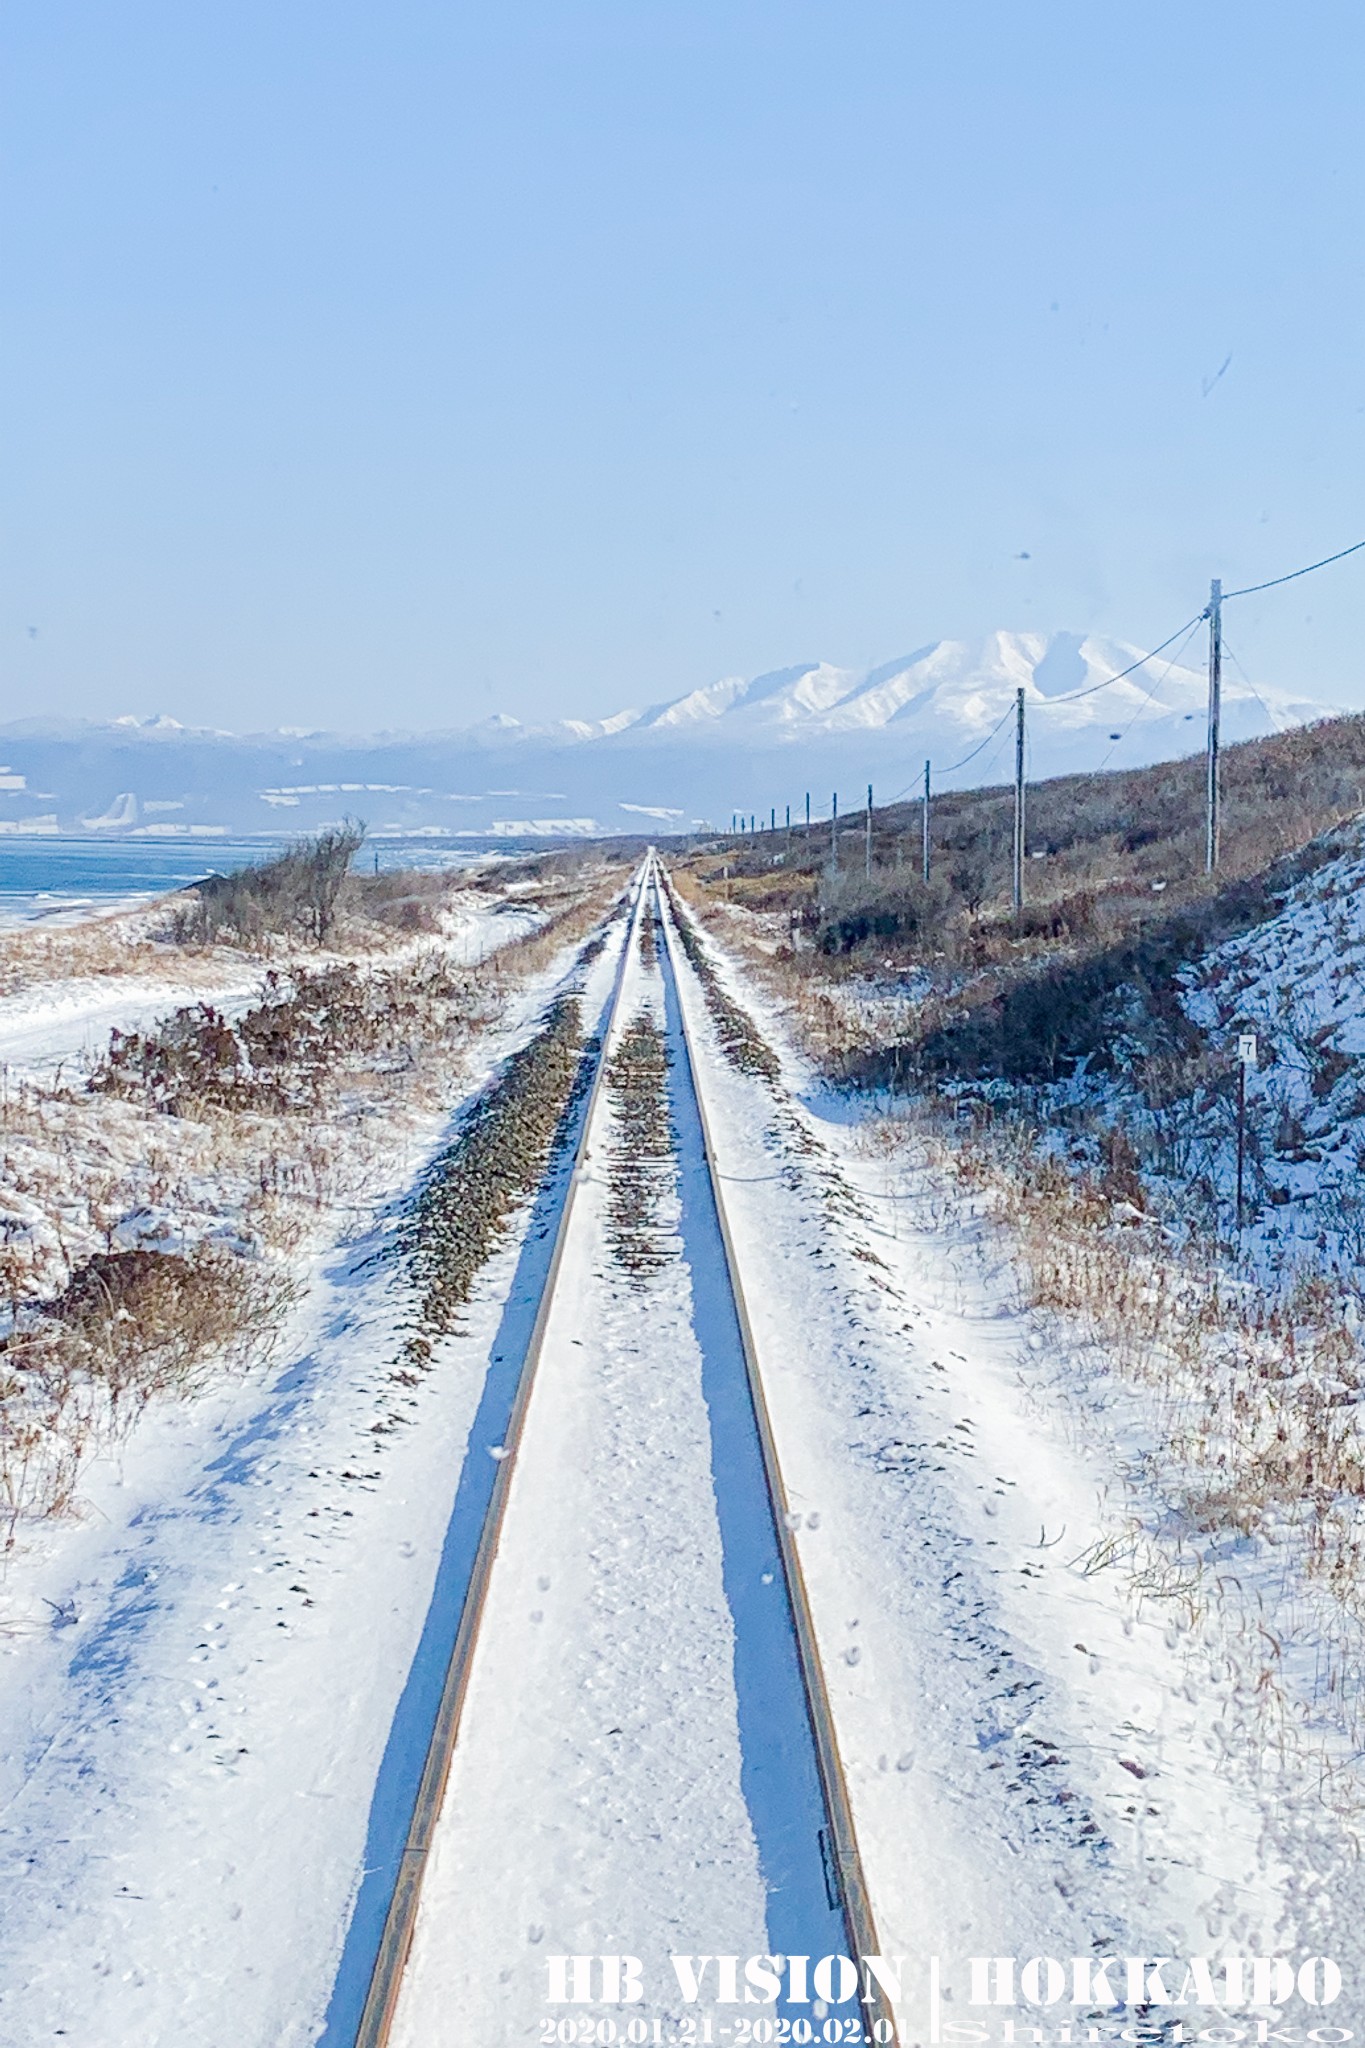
[354, 872, 648, 2048]
[652, 857, 901, 2048]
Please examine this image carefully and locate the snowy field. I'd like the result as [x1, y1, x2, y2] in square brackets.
[0, 853, 1358, 2044]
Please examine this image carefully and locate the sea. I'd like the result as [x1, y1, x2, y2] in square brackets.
[0, 836, 491, 929]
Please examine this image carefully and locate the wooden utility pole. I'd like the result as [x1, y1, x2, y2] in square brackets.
[921, 759, 930, 883]
[830, 792, 838, 873]
[1012, 687, 1026, 914]
[1205, 577, 1223, 873]
[805, 791, 811, 834]
[865, 784, 873, 880]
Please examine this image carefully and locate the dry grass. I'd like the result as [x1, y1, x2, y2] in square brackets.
[675, 713, 1365, 1091]
[0, 910, 191, 1001]
[0, 1245, 293, 1545]
[676, 849, 1365, 1801]
[0, 861, 627, 1546]
[483, 869, 627, 986]
[867, 1100, 1365, 1759]
[89, 953, 480, 1118]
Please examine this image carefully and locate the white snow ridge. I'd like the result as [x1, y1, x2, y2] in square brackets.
[0, 630, 1337, 841]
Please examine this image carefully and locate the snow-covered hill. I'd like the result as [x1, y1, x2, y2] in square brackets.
[0, 631, 1341, 840]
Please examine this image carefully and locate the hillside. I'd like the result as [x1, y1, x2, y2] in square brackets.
[683, 705, 1365, 1081]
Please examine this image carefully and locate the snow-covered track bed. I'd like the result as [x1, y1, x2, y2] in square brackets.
[354, 861, 897, 2046]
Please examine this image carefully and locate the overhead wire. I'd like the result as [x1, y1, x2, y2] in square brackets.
[883, 614, 1204, 808]
[935, 701, 1018, 781]
[1221, 635, 1288, 735]
[831, 531, 1364, 832]
[1036, 614, 1208, 704]
[1092, 615, 1205, 772]
[1223, 537, 1365, 601]
[884, 699, 1016, 806]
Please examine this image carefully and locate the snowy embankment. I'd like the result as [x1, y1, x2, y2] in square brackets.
[664, 884, 1363, 2021]
[6, 844, 1365, 2045]
[0, 888, 528, 1084]
[1180, 825, 1365, 1268]
[0, 878, 611, 2047]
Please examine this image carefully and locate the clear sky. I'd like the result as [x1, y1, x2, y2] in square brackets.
[3, 1, 1364, 733]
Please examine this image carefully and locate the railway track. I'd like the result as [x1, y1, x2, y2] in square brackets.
[342, 857, 898, 2047]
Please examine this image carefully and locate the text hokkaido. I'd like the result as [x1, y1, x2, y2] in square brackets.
[965, 1960, 1343, 2010]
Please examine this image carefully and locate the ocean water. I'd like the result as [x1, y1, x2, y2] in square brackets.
[0, 836, 487, 928]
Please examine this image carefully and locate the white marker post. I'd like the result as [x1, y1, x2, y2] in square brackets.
[1236, 1032, 1258, 1231]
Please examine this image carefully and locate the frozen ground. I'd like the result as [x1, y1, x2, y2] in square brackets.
[0, 857, 1358, 2045]
[389, 901, 774, 2046]
[0, 892, 532, 1085]
[659, 885, 1363, 2029]
[0, 903, 623, 2048]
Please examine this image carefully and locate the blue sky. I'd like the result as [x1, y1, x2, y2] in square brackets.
[3, 0, 1364, 732]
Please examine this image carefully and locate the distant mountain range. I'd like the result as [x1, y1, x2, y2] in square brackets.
[0, 631, 1343, 841]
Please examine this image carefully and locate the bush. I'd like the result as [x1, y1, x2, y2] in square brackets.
[171, 821, 366, 947]
[90, 957, 469, 1117]
[6, 1245, 292, 1410]
[814, 871, 951, 955]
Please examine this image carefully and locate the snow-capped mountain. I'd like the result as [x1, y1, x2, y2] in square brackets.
[0, 631, 1343, 841]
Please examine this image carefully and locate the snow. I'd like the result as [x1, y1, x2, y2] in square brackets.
[1181, 824, 1365, 1255]
[657, 886, 1348, 2033]
[390, 1234, 771, 2024]
[4, 854, 1365, 2044]
[0, 633, 1337, 840]
[0, 894, 527, 1085]
[0, 895, 624, 2048]
[388, 899, 776, 2044]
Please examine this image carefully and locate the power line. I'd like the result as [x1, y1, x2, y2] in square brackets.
[892, 613, 1203, 801]
[857, 531, 1357, 826]
[1223, 537, 1365, 601]
[930, 702, 1017, 782]
[1039, 614, 1207, 703]
[883, 702, 1014, 804]
[1093, 616, 1205, 772]
[1221, 634, 1287, 735]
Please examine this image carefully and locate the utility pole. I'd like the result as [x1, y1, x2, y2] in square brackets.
[785, 803, 791, 858]
[865, 784, 873, 880]
[1205, 577, 1223, 873]
[830, 792, 839, 873]
[921, 759, 931, 884]
[1012, 687, 1026, 914]
[770, 806, 775, 833]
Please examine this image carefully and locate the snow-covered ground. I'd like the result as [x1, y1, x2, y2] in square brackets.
[0, 896, 624, 2048]
[0, 892, 531, 1085]
[389, 893, 778, 2045]
[1180, 826, 1365, 1259]
[659, 882, 1365, 2033]
[1, 853, 1362, 2045]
